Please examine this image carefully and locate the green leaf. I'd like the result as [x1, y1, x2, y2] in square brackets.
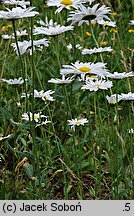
[23, 163, 33, 178]
[10, 119, 31, 129]
[66, 185, 72, 194]
[81, 161, 90, 169]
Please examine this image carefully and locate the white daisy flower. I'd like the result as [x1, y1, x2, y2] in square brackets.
[98, 20, 116, 27]
[82, 46, 113, 55]
[22, 112, 47, 122]
[1, 77, 24, 85]
[21, 89, 55, 101]
[42, 90, 55, 102]
[46, 0, 82, 13]
[129, 20, 134, 25]
[33, 89, 55, 101]
[106, 94, 123, 104]
[48, 75, 74, 84]
[11, 38, 50, 55]
[67, 4, 111, 26]
[60, 61, 109, 78]
[106, 71, 134, 79]
[2, 34, 13, 39]
[2, 29, 28, 39]
[106, 92, 134, 104]
[67, 43, 73, 50]
[33, 24, 74, 36]
[0, 7, 39, 20]
[2, 0, 30, 8]
[121, 92, 134, 101]
[33, 89, 46, 98]
[68, 117, 88, 129]
[0, 134, 13, 141]
[81, 79, 113, 91]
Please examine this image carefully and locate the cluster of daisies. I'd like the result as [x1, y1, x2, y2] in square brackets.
[0, 0, 134, 133]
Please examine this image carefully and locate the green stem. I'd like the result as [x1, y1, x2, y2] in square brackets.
[12, 19, 29, 113]
[90, 24, 104, 63]
[12, 19, 23, 76]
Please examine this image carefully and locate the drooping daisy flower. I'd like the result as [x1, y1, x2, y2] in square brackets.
[121, 92, 134, 101]
[48, 75, 74, 84]
[129, 20, 134, 25]
[98, 20, 116, 27]
[106, 71, 134, 79]
[11, 38, 50, 55]
[2, 29, 28, 39]
[81, 78, 113, 91]
[33, 24, 73, 36]
[60, 61, 109, 78]
[22, 112, 47, 122]
[106, 92, 134, 104]
[68, 117, 88, 129]
[34, 89, 55, 101]
[1, 77, 24, 85]
[0, 7, 39, 20]
[46, 0, 83, 13]
[0, 134, 13, 141]
[2, 0, 30, 8]
[82, 46, 113, 55]
[21, 89, 55, 101]
[67, 4, 111, 26]
[106, 94, 123, 104]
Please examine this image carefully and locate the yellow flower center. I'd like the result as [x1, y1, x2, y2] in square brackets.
[30, 113, 39, 120]
[97, 84, 100, 88]
[79, 67, 91, 73]
[75, 121, 81, 126]
[60, 0, 73, 5]
[34, 114, 39, 119]
[104, 21, 109, 26]
[86, 74, 96, 78]
[45, 95, 50, 100]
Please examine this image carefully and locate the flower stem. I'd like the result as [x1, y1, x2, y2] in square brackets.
[90, 24, 104, 63]
[12, 19, 23, 75]
[12, 19, 28, 113]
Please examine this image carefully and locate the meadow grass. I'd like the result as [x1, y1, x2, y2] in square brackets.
[0, 0, 134, 200]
